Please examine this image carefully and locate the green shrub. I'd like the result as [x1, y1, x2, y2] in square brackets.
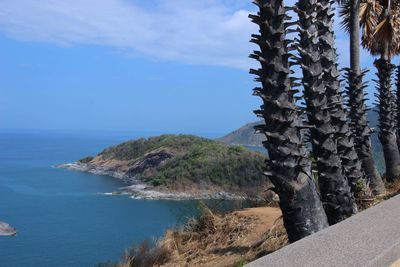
[84, 135, 268, 189]
[78, 156, 94, 164]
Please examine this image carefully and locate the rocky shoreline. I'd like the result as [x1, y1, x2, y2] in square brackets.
[57, 162, 248, 201]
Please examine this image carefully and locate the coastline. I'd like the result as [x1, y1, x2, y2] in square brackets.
[56, 162, 249, 201]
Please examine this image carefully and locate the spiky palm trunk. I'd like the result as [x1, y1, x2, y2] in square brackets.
[343, 0, 385, 195]
[396, 65, 400, 151]
[249, 0, 328, 242]
[317, 0, 371, 199]
[295, 0, 357, 225]
[345, 69, 386, 194]
[375, 58, 400, 181]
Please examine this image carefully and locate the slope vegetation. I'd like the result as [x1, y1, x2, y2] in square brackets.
[75, 135, 269, 196]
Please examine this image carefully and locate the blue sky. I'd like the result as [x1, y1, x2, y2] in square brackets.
[0, 0, 396, 135]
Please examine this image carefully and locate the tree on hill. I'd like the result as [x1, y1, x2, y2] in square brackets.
[317, 0, 371, 199]
[248, 0, 400, 242]
[360, 0, 400, 181]
[294, 0, 357, 224]
[396, 65, 400, 151]
[337, 0, 385, 195]
[249, 0, 328, 242]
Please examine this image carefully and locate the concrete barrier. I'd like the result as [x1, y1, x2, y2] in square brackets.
[246, 195, 400, 267]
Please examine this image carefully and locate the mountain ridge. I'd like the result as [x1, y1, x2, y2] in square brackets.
[219, 110, 379, 147]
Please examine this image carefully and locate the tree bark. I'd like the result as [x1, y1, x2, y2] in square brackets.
[249, 0, 328, 242]
[396, 66, 400, 151]
[347, 0, 384, 194]
[375, 58, 400, 181]
[344, 69, 385, 195]
[295, 0, 357, 225]
[350, 0, 361, 71]
[362, 156, 385, 191]
[317, 0, 371, 199]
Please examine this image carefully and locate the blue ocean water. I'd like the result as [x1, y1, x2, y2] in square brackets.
[0, 130, 204, 267]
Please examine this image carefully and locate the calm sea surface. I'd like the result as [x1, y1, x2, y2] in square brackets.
[0, 130, 214, 267]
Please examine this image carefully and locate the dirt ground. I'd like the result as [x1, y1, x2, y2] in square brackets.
[159, 206, 286, 267]
[158, 180, 400, 267]
[116, 181, 400, 267]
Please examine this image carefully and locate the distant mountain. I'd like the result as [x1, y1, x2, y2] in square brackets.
[217, 122, 266, 147]
[218, 110, 385, 173]
[219, 110, 379, 148]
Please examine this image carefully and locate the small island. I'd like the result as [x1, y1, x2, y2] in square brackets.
[59, 135, 270, 200]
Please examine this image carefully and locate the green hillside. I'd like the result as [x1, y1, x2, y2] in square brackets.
[79, 135, 269, 191]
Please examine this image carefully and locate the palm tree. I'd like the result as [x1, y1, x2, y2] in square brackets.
[294, 0, 358, 225]
[362, 0, 400, 181]
[344, 69, 385, 194]
[318, 0, 372, 199]
[249, 0, 328, 242]
[338, 0, 385, 195]
[396, 65, 400, 150]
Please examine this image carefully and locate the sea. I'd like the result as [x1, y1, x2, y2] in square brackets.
[0, 129, 239, 267]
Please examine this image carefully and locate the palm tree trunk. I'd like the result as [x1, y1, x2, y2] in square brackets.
[346, 0, 385, 195]
[396, 65, 400, 151]
[295, 0, 357, 225]
[345, 69, 386, 194]
[250, 0, 328, 242]
[317, 0, 371, 199]
[375, 58, 400, 181]
[350, 0, 361, 71]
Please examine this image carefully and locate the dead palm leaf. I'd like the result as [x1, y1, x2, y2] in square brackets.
[360, 0, 383, 52]
[372, 4, 400, 56]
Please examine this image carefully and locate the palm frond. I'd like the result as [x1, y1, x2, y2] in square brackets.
[374, 17, 391, 40]
[339, 0, 351, 32]
[360, 0, 384, 54]
[371, 3, 400, 56]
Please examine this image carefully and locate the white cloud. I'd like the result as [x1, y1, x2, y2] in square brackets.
[0, 0, 367, 70]
[0, 0, 257, 69]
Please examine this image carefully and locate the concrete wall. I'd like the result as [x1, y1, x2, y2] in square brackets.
[247, 195, 400, 267]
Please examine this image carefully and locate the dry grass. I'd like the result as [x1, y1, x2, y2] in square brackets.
[354, 180, 400, 211]
[386, 180, 400, 195]
[111, 204, 285, 267]
[110, 182, 400, 267]
[160, 204, 286, 267]
[372, 180, 400, 204]
[115, 240, 171, 267]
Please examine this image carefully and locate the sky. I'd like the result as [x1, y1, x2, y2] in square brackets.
[0, 0, 397, 136]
